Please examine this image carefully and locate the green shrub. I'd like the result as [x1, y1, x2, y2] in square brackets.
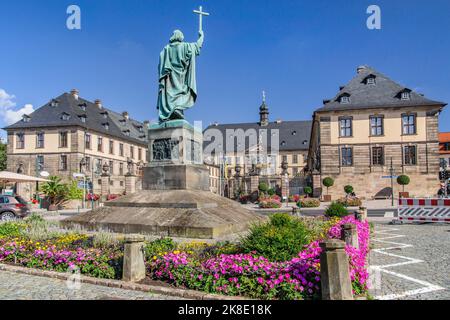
[297, 198, 320, 208]
[303, 186, 313, 196]
[324, 202, 349, 218]
[240, 213, 314, 262]
[67, 180, 84, 200]
[0, 221, 26, 238]
[344, 185, 354, 195]
[144, 238, 176, 259]
[267, 188, 275, 196]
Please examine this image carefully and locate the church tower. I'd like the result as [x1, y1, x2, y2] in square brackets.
[259, 91, 269, 126]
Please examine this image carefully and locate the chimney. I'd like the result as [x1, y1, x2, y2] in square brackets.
[357, 66, 367, 74]
[143, 120, 150, 128]
[94, 99, 103, 109]
[122, 111, 129, 120]
[275, 119, 283, 124]
[70, 89, 79, 100]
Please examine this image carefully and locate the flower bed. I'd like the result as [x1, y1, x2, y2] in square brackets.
[0, 214, 370, 300]
[147, 216, 370, 299]
[297, 198, 320, 208]
[258, 197, 282, 209]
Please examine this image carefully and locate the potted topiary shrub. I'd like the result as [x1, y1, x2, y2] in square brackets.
[322, 177, 334, 202]
[303, 186, 313, 198]
[344, 185, 354, 198]
[397, 175, 410, 198]
[258, 182, 269, 197]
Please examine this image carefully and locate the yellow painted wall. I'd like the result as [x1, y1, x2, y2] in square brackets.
[326, 108, 430, 145]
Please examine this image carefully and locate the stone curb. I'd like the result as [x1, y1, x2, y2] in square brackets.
[0, 263, 251, 301]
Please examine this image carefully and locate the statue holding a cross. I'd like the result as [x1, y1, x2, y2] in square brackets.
[156, 6, 210, 123]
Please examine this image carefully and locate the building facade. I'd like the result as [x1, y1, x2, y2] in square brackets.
[4, 90, 148, 199]
[308, 66, 446, 199]
[203, 98, 312, 197]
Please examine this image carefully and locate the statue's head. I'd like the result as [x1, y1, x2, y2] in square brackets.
[170, 30, 184, 43]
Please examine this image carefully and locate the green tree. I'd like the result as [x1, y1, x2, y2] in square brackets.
[0, 143, 7, 171]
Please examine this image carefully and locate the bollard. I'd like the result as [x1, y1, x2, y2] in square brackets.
[359, 207, 368, 221]
[122, 234, 146, 282]
[341, 223, 359, 249]
[320, 239, 354, 300]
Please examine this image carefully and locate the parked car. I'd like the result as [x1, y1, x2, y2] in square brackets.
[0, 195, 31, 221]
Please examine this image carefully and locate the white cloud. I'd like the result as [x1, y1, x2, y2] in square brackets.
[4, 104, 35, 125]
[0, 89, 16, 109]
[0, 88, 34, 125]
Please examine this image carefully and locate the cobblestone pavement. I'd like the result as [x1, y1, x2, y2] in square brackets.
[369, 221, 450, 300]
[0, 270, 185, 300]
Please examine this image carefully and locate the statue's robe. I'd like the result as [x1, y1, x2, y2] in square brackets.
[157, 40, 201, 122]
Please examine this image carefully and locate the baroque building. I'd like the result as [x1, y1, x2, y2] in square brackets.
[203, 97, 312, 197]
[307, 66, 447, 199]
[4, 89, 148, 198]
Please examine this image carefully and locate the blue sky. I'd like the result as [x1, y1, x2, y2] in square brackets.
[1, 0, 449, 138]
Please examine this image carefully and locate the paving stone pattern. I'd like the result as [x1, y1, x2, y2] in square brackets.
[369, 222, 450, 300]
[0, 270, 185, 300]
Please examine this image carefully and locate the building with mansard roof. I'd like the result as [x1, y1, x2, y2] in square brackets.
[4, 89, 149, 200]
[307, 66, 447, 199]
[203, 97, 312, 197]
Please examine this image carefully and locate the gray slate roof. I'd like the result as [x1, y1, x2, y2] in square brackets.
[4, 93, 148, 146]
[203, 120, 312, 152]
[315, 66, 446, 112]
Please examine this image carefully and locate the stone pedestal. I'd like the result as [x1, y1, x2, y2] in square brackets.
[281, 176, 289, 200]
[122, 235, 146, 282]
[100, 174, 109, 198]
[144, 121, 209, 191]
[125, 174, 137, 195]
[63, 120, 265, 239]
[312, 172, 322, 199]
[320, 240, 353, 300]
[250, 174, 259, 194]
[341, 223, 359, 249]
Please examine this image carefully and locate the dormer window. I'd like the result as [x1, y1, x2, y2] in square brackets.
[292, 131, 297, 136]
[340, 96, 350, 104]
[281, 141, 286, 147]
[138, 126, 144, 133]
[123, 130, 130, 136]
[101, 111, 108, 119]
[22, 115, 31, 123]
[79, 103, 87, 111]
[338, 93, 351, 104]
[50, 99, 59, 107]
[367, 77, 376, 85]
[401, 91, 410, 100]
[61, 113, 71, 121]
[119, 119, 126, 126]
[103, 122, 109, 130]
[79, 115, 87, 123]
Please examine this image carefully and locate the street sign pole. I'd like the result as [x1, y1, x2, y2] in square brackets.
[390, 157, 394, 207]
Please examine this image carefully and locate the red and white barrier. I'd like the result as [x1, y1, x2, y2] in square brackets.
[397, 198, 450, 223]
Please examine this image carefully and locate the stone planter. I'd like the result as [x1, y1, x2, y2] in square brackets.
[323, 195, 332, 202]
